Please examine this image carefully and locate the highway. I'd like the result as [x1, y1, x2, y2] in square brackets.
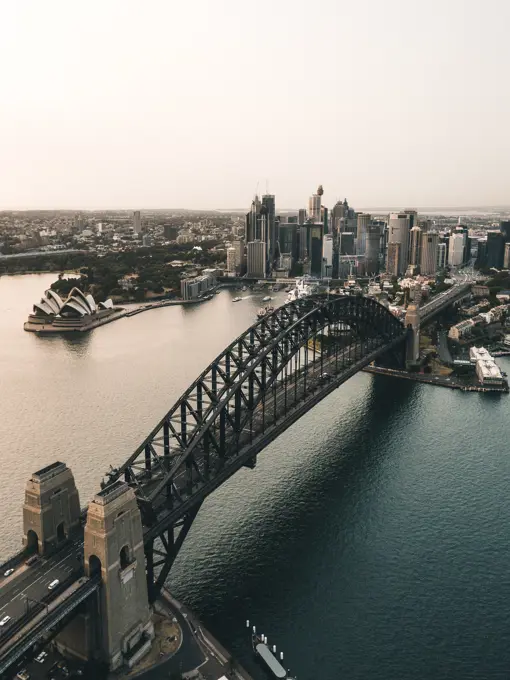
[0, 537, 83, 642]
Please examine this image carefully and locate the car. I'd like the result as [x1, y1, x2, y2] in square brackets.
[35, 651, 47, 663]
[16, 671, 29, 680]
[3, 568, 14, 577]
[319, 372, 331, 383]
[26, 555, 38, 566]
[48, 579, 60, 590]
[0, 616, 11, 626]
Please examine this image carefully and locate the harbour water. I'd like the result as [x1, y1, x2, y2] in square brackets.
[1, 274, 510, 679]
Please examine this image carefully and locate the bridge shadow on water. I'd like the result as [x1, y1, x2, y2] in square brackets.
[169, 373, 419, 674]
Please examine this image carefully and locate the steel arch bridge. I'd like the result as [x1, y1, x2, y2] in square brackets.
[103, 294, 407, 600]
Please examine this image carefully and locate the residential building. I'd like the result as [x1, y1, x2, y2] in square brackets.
[180, 274, 215, 300]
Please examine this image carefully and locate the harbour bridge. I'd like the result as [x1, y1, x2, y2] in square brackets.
[0, 285, 471, 675]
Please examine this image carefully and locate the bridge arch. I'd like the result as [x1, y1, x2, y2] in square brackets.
[103, 294, 406, 598]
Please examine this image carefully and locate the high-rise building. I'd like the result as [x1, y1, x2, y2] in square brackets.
[486, 231, 505, 269]
[356, 213, 371, 256]
[262, 194, 277, 264]
[365, 222, 381, 275]
[298, 209, 307, 225]
[409, 226, 422, 267]
[500, 220, 510, 243]
[308, 194, 321, 221]
[436, 242, 447, 271]
[322, 234, 333, 278]
[476, 240, 488, 269]
[133, 211, 141, 235]
[226, 247, 237, 274]
[233, 239, 245, 274]
[279, 224, 298, 262]
[387, 242, 401, 276]
[448, 231, 465, 267]
[420, 232, 438, 275]
[339, 232, 355, 255]
[246, 196, 262, 243]
[247, 240, 266, 278]
[504, 243, 510, 269]
[387, 212, 412, 274]
[308, 224, 324, 277]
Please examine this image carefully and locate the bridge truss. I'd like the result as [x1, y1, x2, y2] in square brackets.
[104, 294, 407, 600]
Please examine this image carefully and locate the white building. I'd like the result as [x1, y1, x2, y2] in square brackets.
[180, 274, 215, 300]
[322, 233, 333, 278]
[387, 213, 411, 275]
[448, 232, 465, 267]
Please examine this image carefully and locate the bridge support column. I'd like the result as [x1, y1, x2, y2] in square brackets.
[405, 304, 421, 368]
[83, 481, 154, 671]
[22, 461, 81, 555]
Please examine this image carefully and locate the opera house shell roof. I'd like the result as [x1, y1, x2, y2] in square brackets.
[32, 287, 113, 318]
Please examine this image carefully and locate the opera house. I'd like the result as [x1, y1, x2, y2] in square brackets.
[24, 287, 121, 333]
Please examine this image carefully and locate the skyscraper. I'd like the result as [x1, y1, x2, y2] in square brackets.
[247, 240, 266, 278]
[308, 194, 321, 221]
[356, 213, 371, 256]
[298, 209, 307, 225]
[486, 231, 505, 269]
[504, 243, 510, 269]
[387, 242, 401, 276]
[322, 234, 333, 278]
[262, 194, 277, 264]
[365, 222, 381, 275]
[387, 212, 411, 274]
[500, 220, 510, 243]
[448, 231, 465, 267]
[420, 232, 439, 275]
[409, 226, 422, 268]
[133, 211, 141, 235]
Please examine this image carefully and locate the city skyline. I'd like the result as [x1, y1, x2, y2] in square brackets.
[1, 0, 510, 210]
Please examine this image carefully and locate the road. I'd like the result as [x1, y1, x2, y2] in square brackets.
[0, 538, 83, 641]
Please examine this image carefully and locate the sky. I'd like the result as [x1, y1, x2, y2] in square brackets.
[1, 0, 509, 211]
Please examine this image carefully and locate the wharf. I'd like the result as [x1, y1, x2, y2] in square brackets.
[124, 294, 214, 317]
[117, 588, 253, 680]
[363, 365, 509, 393]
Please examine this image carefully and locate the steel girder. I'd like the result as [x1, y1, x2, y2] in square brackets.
[102, 294, 406, 597]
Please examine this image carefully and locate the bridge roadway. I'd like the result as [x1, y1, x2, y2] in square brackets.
[420, 281, 472, 324]
[0, 536, 83, 645]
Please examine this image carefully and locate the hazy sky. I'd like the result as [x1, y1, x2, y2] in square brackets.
[1, 0, 509, 210]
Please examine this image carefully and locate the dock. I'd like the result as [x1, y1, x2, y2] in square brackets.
[363, 365, 509, 393]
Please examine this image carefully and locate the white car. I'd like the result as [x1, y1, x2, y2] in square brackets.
[48, 579, 60, 590]
[3, 569, 13, 577]
[35, 651, 47, 663]
[0, 615, 11, 626]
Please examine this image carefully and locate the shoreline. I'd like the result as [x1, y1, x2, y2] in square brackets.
[363, 365, 509, 393]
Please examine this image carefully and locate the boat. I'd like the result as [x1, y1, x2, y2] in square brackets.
[250, 626, 295, 680]
[242, 286, 247, 291]
[257, 305, 275, 319]
[262, 295, 272, 302]
[232, 297, 242, 302]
